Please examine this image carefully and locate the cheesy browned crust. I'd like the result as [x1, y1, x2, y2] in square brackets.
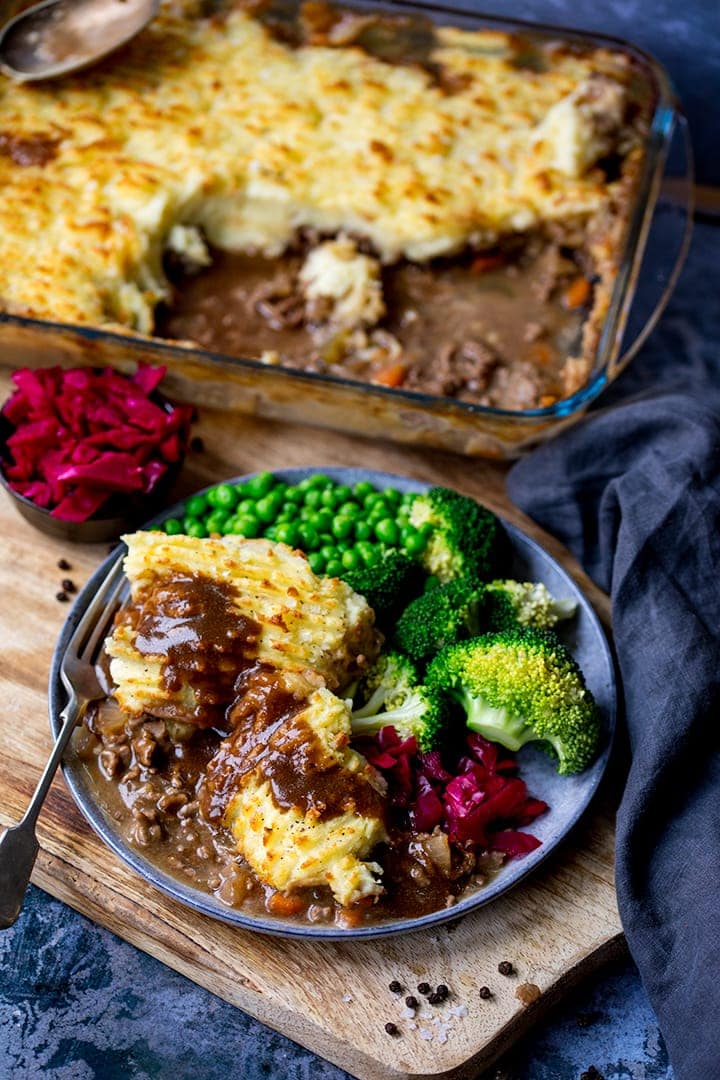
[0, 0, 647, 339]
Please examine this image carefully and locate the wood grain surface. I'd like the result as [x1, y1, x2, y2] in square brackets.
[0, 366, 622, 1079]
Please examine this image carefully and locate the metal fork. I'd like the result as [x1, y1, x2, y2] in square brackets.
[0, 559, 126, 929]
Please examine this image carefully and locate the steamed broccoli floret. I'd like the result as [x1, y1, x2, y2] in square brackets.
[393, 577, 486, 667]
[351, 651, 447, 751]
[353, 651, 419, 716]
[485, 580, 578, 632]
[408, 486, 506, 584]
[427, 627, 599, 774]
[341, 549, 424, 626]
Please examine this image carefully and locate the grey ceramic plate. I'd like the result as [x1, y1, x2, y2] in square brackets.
[49, 467, 616, 940]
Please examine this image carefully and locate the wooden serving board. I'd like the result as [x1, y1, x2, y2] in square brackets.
[0, 368, 622, 1079]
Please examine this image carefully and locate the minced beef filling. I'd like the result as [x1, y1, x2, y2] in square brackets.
[156, 236, 591, 411]
[75, 689, 503, 926]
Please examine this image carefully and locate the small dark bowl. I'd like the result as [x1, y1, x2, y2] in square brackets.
[0, 400, 186, 544]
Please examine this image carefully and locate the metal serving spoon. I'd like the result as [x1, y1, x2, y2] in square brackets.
[0, 0, 159, 81]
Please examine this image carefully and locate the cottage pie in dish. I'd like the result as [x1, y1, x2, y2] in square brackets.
[0, 0, 655, 408]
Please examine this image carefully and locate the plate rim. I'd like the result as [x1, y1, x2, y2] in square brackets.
[49, 466, 617, 940]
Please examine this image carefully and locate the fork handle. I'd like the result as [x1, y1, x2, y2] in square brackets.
[0, 696, 79, 929]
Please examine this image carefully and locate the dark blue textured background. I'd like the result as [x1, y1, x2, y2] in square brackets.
[0, 886, 672, 1080]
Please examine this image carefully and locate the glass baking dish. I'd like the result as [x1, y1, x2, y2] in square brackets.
[0, 0, 693, 459]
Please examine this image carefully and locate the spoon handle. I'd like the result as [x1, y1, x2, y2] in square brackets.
[0, 699, 78, 929]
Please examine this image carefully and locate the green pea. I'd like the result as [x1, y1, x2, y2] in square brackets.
[320, 487, 339, 509]
[318, 533, 334, 546]
[185, 494, 208, 518]
[205, 487, 223, 509]
[246, 471, 276, 498]
[337, 501, 360, 518]
[383, 487, 402, 505]
[182, 515, 198, 533]
[353, 520, 373, 541]
[316, 507, 334, 529]
[186, 520, 207, 539]
[234, 481, 251, 498]
[334, 484, 352, 503]
[331, 515, 354, 540]
[353, 481, 375, 499]
[213, 484, 238, 511]
[273, 482, 288, 500]
[256, 494, 281, 523]
[237, 498, 256, 516]
[403, 530, 427, 557]
[357, 541, 379, 565]
[275, 521, 300, 547]
[326, 558, 344, 577]
[205, 511, 229, 535]
[363, 492, 384, 510]
[264, 526, 279, 541]
[306, 473, 331, 489]
[234, 514, 261, 538]
[320, 544, 338, 563]
[303, 489, 323, 509]
[307, 552, 325, 574]
[298, 523, 320, 550]
[341, 548, 361, 570]
[163, 517, 183, 535]
[336, 540, 350, 553]
[221, 517, 239, 535]
[284, 486, 304, 504]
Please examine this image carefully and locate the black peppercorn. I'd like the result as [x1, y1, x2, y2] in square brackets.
[498, 961, 514, 976]
[190, 436, 205, 453]
[55, 591, 69, 603]
[479, 986, 493, 1000]
[57, 558, 71, 571]
[388, 980, 403, 994]
[384, 1022, 399, 1036]
[427, 992, 442, 1005]
[417, 982, 431, 995]
[61, 578, 76, 593]
[405, 996, 418, 1009]
[435, 984, 449, 1000]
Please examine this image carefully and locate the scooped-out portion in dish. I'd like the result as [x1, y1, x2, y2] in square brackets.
[75, 478, 602, 928]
